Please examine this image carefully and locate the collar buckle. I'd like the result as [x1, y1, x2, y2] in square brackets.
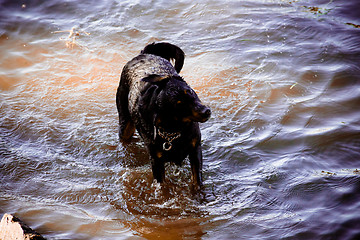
[155, 126, 181, 151]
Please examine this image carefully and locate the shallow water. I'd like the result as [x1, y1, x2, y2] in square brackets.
[1, 0, 360, 239]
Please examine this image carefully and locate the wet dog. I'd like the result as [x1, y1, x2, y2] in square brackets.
[116, 42, 211, 186]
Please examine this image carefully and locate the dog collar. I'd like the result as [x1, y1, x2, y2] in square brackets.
[154, 126, 181, 151]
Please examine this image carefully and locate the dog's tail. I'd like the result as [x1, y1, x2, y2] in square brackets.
[141, 42, 185, 73]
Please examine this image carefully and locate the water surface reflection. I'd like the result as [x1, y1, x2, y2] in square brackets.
[1, 0, 360, 239]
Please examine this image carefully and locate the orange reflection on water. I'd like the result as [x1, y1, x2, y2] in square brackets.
[0, 35, 49, 90]
[183, 63, 257, 114]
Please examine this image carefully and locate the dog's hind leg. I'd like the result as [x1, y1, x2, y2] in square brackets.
[116, 77, 135, 141]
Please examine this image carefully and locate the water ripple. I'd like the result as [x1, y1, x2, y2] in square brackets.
[1, 0, 360, 239]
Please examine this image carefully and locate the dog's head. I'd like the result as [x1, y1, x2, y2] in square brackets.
[142, 74, 211, 123]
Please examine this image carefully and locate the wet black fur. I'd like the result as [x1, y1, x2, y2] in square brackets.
[116, 42, 211, 186]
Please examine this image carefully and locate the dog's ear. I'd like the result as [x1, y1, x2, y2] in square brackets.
[142, 74, 170, 84]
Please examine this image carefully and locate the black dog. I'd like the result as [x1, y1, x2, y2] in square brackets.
[116, 42, 211, 186]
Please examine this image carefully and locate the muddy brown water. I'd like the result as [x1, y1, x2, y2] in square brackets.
[1, 0, 360, 239]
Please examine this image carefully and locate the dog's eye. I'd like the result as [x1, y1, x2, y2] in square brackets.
[177, 100, 182, 104]
[184, 89, 195, 96]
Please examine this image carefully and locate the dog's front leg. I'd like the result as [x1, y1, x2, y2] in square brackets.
[151, 157, 165, 184]
[189, 144, 203, 187]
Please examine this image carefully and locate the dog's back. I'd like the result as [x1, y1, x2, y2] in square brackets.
[121, 54, 178, 115]
[119, 43, 185, 127]
[116, 43, 184, 141]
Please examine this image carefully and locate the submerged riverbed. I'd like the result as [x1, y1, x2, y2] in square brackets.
[1, 0, 360, 239]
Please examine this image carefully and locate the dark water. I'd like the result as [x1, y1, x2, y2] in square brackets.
[1, 0, 360, 239]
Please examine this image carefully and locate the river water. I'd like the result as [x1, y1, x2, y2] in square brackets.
[1, 0, 360, 239]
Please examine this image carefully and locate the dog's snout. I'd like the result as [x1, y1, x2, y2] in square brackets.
[203, 108, 211, 117]
[198, 106, 211, 122]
